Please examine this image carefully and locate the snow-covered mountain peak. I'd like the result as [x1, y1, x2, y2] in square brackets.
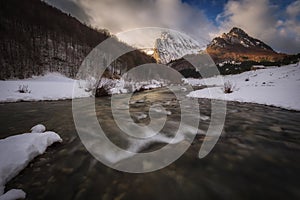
[153, 31, 204, 64]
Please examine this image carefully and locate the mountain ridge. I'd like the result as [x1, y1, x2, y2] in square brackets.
[206, 27, 287, 63]
[168, 27, 299, 77]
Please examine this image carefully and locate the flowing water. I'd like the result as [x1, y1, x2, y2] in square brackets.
[0, 88, 300, 200]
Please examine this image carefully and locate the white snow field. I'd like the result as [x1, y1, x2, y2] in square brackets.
[0, 73, 167, 102]
[0, 125, 62, 200]
[185, 63, 300, 111]
[0, 73, 91, 102]
[1, 64, 299, 110]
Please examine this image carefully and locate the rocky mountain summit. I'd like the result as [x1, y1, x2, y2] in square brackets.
[206, 27, 286, 63]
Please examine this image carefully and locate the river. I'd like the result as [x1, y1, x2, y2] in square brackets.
[0, 88, 299, 199]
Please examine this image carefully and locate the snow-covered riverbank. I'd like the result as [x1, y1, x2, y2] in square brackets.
[0, 73, 166, 103]
[1, 64, 299, 111]
[185, 63, 300, 111]
[0, 73, 91, 102]
[0, 125, 62, 200]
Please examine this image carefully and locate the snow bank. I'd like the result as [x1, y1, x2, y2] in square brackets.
[0, 125, 62, 199]
[0, 189, 25, 200]
[98, 77, 167, 95]
[30, 124, 46, 133]
[0, 73, 167, 102]
[185, 63, 300, 111]
[0, 73, 91, 102]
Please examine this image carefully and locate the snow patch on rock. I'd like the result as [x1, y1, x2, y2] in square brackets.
[0, 189, 26, 200]
[30, 124, 46, 133]
[0, 125, 62, 199]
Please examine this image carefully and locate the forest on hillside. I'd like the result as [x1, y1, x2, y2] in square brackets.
[0, 0, 154, 79]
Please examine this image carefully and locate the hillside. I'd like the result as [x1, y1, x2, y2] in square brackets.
[206, 27, 287, 63]
[0, 0, 155, 79]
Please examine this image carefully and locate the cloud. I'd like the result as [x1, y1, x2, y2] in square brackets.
[286, 0, 300, 18]
[216, 0, 300, 54]
[285, 0, 300, 38]
[45, 0, 300, 53]
[47, 0, 217, 47]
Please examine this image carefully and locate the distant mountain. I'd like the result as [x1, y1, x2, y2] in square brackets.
[0, 0, 155, 79]
[168, 27, 300, 77]
[206, 27, 286, 63]
[153, 31, 204, 64]
[152, 27, 288, 66]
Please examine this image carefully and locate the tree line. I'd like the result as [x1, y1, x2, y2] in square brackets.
[0, 0, 155, 79]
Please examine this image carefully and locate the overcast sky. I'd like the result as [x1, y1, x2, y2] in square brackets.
[46, 0, 300, 54]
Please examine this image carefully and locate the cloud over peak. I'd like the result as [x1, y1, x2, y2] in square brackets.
[77, 0, 215, 45]
[216, 0, 300, 53]
[46, 0, 300, 54]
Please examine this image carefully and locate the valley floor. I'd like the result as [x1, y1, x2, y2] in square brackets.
[185, 63, 300, 111]
[0, 63, 299, 111]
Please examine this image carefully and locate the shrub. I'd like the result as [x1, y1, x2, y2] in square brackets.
[18, 85, 31, 93]
[224, 81, 234, 94]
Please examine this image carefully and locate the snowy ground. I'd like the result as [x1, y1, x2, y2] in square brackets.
[0, 73, 166, 103]
[184, 63, 300, 111]
[1, 64, 299, 110]
[100, 77, 166, 95]
[0, 73, 91, 102]
[0, 125, 62, 200]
